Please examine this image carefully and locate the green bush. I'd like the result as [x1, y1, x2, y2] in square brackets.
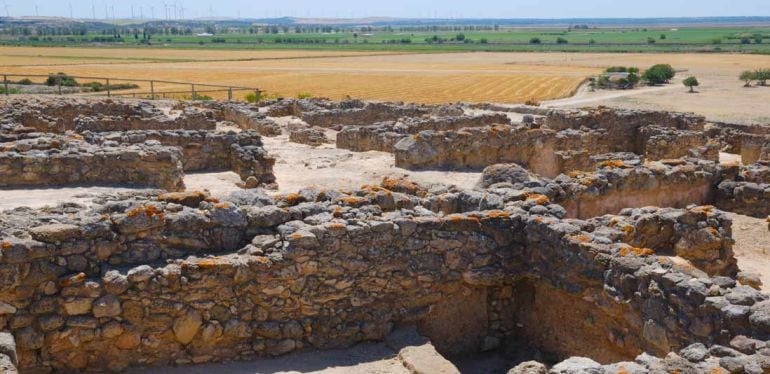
[16, 78, 33, 85]
[642, 64, 676, 85]
[740, 70, 756, 86]
[45, 72, 78, 87]
[296, 92, 312, 99]
[245, 91, 263, 103]
[556, 37, 568, 44]
[529, 37, 541, 44]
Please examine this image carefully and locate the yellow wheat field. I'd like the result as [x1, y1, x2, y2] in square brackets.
[0, 47, 602, 103]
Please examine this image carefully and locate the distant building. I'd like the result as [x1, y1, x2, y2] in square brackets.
[196, 33, 214, 37]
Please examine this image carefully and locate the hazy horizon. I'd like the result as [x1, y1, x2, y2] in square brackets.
[2, 0, 769, 21]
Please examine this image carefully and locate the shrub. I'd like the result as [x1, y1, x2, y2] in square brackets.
[606, 66, 628, 73]
[642, 64, 676, 85]
[627, 73, 640, 86]
[529, 37, 541, 44]
[755, 69, 770, 86]
[711, 38, 722, 44]
[627, 67, 640, 74]
[296, 92, 312, 99]
[740, 70, 756, 87]
[589, 39, 596, 45]
[45, 72, 78, 87]
[556, 37, 568, 44]
[82, 81, 139, 92]
[479, 38, 488, 44]
[741, 37, 752, 44]
[683, 76, 699, 92]
[754, 34, 763, 44]
[660, 34, 667, 40]
[16, 78, 33, 85]
[647, 37, 656, 44]
[245, 91, 263, 103]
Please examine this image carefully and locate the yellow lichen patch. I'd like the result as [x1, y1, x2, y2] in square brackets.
[599, 160, 626, 169]
[526, 193, 550, 205]
[289, 233, 304, 240]
[619, 247, 655, 257]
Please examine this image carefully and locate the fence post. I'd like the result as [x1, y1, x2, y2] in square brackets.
[57, 80, 62, 95]
[150, 81, 155, 100]
[191, 84, 196, 100]
[228, 87, 232, 101]
[106, 79, 111, 98]
[3, 75, 8, 96]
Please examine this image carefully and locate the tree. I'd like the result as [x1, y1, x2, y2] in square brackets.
[529, 37, 541, 44]
[556, 37, 568, 44]
[647, 37, 656, 44]
[740, 70, 756, 87]
[589, 39, 596, 45]
[741, 37, 752, 45]
[683, 76, 699, 93]
[627, 67, 640, 74]
[642, 64, 676, 85]
[754, 34, 763, 44]
[755, 69, 770, 86]
[660, 34, 667, 40]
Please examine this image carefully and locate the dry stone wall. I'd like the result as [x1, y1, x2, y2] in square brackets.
[336, 114, 510, 153]
[85, 130, 276, 187]
[0, 179, 769, 372]
[0, 134, 185, 191]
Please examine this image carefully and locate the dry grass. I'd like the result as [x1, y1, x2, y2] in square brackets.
[0, 47, 597, 103]
[5, 48, 770, 109]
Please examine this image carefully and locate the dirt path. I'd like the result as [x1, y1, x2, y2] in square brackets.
[542, 81, 682, 108]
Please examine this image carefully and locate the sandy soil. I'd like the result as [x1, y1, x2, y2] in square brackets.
[731, 213, 770, 290]
[128, 341, 409, 374]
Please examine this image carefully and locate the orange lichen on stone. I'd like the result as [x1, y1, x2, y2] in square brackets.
[126, 205, 165, 220]
[619, 247, 655, 257]
[380, 177, 425, 196]
[526, 193, 550, 205]
[59, 272, 86, 287]
[1, 241, 10, 250]
[341, 196, 366, 205]
[486, 211, 510, 219]
[707, 227, 720, 236]
[289, 233, 304, 240]
[332, 206, 343, 217]
[196, 258, 227, 269]
[213, 202, 231, 209]
[568, 234, 592, 243]
[599, 160, 626, 169]
[205, 197, 220, 203]
[284, 193, 302, 205]
[328, 223, 347, 230]
[621, 225, 635, 234]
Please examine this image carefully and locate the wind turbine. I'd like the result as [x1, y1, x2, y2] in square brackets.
[161, 1, 168, 20]
[69, 3, 73, 19]
[150, 5, 155, 19]
[1, 1, 10, 18]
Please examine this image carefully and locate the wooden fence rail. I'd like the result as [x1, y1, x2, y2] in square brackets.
[0, 73, 260, 101]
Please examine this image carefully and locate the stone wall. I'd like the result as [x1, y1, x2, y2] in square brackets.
[393, 109, 715, 175]
[0, 135, 185, 191]
[216, 103, 282, 137]
[2, 97, 216, 134]
[85, 130, 276, 187]
[1, 179, 769, 372]
[336, 114, 510, 153]
[300, 102, 434, 129]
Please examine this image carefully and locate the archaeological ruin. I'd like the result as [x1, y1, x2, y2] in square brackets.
[0, 95, 769, 373]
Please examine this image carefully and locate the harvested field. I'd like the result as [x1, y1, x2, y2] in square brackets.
[1, 48, 595, 103]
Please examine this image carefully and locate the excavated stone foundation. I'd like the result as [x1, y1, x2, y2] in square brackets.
[1, 96, 770, 373]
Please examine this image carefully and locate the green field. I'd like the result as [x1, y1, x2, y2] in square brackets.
[3, 26, 770, 53]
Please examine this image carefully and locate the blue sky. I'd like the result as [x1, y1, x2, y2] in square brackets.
[4, 0, 770, 20]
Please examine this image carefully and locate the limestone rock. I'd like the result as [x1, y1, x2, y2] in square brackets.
[173, 309, 203, 344]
